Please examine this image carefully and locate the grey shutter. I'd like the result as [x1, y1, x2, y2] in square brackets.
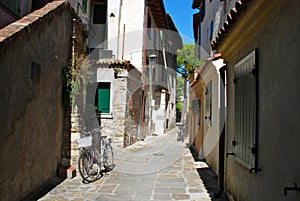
[234, 50, 257, 170]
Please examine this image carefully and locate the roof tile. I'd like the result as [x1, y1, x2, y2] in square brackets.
[0, 1, 72, 50]
[212, 0, 252, 50]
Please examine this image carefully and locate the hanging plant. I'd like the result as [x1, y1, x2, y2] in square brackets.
[114, 67, 122, 79]
[63, 53, 92, 109]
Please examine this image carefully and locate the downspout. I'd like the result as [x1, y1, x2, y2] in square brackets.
[215, 65, 226, 197]
[117, 0, 123, 59]
[141, 4, 149, 138]
[160, 30, 171, 131]
[121, 24, 125, 59]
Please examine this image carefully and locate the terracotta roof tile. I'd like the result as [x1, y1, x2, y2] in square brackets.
[212, 0, 252, 50]
[192, 0, 202, 9]
[93, 59, 138, 72]
[0, 1, 73, 50]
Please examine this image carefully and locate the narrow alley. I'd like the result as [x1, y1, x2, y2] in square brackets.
[27, 128, 227, 201]
[1, 0, 299, 200]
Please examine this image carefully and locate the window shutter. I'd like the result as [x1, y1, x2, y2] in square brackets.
[97, 83, 110, 113]
[233, 50, 258, 171]
[82, 0, 87, 13]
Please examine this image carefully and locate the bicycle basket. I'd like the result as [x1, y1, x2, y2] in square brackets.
[76, 136, 92, 148]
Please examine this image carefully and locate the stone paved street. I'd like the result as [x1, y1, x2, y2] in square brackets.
[35, 128, 227, 201]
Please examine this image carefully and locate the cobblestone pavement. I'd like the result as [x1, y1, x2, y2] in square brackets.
[36, 128, 227, 201]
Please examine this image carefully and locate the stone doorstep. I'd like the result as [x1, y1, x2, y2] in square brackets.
[58, 166, 76, 179]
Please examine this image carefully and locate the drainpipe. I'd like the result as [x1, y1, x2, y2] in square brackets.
[121, 24, 125, 59]
[141, 4, 149, 138]
[160, 31, 171, 132]
[117, 0, 123, 59]
[71, 18, 76, 68]
[215, 65, 226, 197]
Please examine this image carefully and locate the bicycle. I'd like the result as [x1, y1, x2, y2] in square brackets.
[176, 122, 184, 142]
[76, 127, 114, 183]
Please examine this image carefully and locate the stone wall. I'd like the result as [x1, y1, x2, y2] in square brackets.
[125, 68, 143, 146]
[103, 76, 127, 147]
[0, 2, 74, 200]
[102, 68, 142, 148]
[70, 66, 142, 169]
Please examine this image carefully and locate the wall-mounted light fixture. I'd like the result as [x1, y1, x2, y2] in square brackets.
[149, 54, 157, 68]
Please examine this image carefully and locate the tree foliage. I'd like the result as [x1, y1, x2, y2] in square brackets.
[176, 75, 184, 122]
[176, 44, 203, 78]
[176, 75, 184, 99]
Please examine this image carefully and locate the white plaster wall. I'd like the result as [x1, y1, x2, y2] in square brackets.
[90, 0, 109, 48]
[107, 0, 145, 72]
[152, 93, 167, 135]
[200, 0, 224, 58]
[200, 63, 220, 174]
[168, 74, 176, 127]
[87, 0, 145, 70]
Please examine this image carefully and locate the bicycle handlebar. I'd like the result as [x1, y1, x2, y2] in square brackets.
[81, 127, 101, 136]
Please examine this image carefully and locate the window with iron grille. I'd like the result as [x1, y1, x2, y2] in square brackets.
[233, 49, 258, 171]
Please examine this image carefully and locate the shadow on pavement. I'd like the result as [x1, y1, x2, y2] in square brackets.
[189, 145, 229, 201]
[21, 177, 65, 201]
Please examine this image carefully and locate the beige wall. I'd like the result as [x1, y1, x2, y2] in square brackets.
[189, 62, 225, 176]
[224, 1, 300, 200]
[0, 3, 73, 200]
[201, 63, 220, 175]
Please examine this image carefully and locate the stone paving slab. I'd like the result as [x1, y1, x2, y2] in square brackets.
[34, 128, 226, 201]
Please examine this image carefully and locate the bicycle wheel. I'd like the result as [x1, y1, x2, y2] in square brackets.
[78, 149, 101, 182]
[103, 141, 114, 171]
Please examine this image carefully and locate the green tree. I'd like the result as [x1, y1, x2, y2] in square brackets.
[176, 75, 184, 122]
[176, 44, 203, 78]
[176, 75, 184, 100]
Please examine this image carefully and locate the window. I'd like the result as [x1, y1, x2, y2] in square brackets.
[233, 49, 258, 171]
[93, 1, 107, 24]
[200, 0, 205, 21]
[209, 20, 213, 41]
[154, 30, 157, 49]
[82, 0, 87, 13]
[0, 0, 20, 17]
[147, 13, 151, 38]
[205, 81, 212, 126]
[96, 82, 110, 114]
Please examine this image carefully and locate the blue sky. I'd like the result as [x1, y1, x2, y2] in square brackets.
[164, 0, 198, 44]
